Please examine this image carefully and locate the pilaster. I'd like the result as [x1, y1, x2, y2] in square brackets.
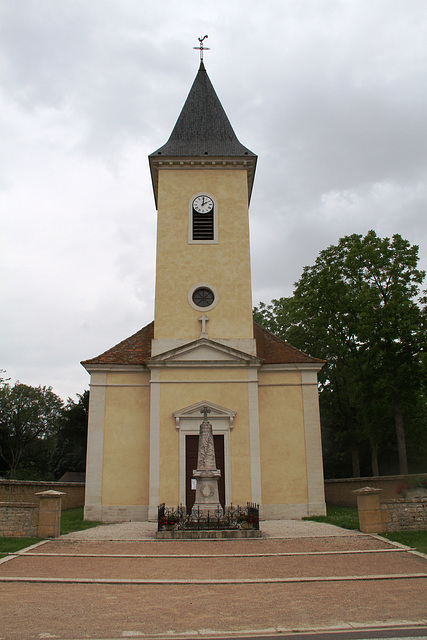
[301, 369, 326, 516]
[248, 369, 262, 508]
[148, 369, 161, 520]
[84, 372, 107, 521]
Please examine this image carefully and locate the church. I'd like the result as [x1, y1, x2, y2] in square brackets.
[82, 58, 326, 522]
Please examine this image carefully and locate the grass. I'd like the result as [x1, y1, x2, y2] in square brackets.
[0, 537, 41, 559]
[0, 506, 103, 558]
[60, 506, 103, 535]
[303, 504, 360, 530]
[380, 530, 427, 555]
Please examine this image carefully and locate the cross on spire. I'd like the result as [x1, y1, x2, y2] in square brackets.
[193, 35, 210, 62]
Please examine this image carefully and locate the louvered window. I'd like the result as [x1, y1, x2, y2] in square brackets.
[189, 194, 217, 244]
[193, 209, 214, 240]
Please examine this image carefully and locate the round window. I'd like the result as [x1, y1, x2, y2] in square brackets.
[192, 287, 214, 308]
[188, 283, 218, 311]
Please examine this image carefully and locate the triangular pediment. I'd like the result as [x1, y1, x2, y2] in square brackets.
[148, 338, 261, 368]
[173, 400, 236, 429]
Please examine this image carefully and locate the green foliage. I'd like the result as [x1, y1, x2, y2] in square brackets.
[254, 231, 426, 477]
[0, 378, 89, 481]
[60, 506, 103, 535]
[0, 382, 63, 478]
[50, 391, 89, 479]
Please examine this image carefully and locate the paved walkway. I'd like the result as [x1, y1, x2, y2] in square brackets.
[0, 520, 426, 639]
[61, 518, 363, 540]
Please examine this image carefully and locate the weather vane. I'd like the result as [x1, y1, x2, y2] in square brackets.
[193, 35, 210, 62]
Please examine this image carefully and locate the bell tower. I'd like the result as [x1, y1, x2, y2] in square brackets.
[149, 61, 257, 356]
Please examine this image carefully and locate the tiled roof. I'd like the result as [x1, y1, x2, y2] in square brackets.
[81, 322, 154, 366]
[81, 321, 322, 367]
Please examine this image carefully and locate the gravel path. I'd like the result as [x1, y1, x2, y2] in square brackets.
[63, 519, 361, 540]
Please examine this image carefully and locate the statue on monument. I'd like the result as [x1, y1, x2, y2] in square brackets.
[191, 406, 223, 517]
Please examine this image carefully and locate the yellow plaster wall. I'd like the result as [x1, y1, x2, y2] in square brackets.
[160, 368, 248, 382]
[102, 372, 150, 505]
[154, 169, 253, 341]
[258, 370, 308, 505]
[157, 368, 252, 505]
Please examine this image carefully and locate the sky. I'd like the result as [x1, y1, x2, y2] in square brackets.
[1, 0, 426, 401]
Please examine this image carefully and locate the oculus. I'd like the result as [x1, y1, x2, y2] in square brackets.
[188, 283, 218, 311]
[192, 287, 214, 308]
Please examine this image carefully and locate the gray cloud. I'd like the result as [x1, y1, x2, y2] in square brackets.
[1, 0, 426, 399]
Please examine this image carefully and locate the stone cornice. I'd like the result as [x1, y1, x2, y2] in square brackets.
[149, 155, 257, 209]
[82, 363, 149, 374]
[260, 363, 324, 372]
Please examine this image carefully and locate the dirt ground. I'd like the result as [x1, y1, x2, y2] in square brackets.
[0, 528, 426, 639]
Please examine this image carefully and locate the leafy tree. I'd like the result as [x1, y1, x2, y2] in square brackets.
[0, 369, 10, 385]
[254, 231, 426, 477]
[0, 382, 63, 478]
[50, 391, 89, 479]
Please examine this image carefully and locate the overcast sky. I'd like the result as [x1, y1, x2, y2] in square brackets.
[1, 0, 426, 401]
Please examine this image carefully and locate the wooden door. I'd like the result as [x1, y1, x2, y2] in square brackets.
[186, 434, 225, 513]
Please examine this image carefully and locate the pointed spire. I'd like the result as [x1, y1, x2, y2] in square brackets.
[149, 62, 257, 207]
[150, 62, 256, 158]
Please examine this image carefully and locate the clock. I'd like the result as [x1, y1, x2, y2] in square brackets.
[193, 195, 214, 214]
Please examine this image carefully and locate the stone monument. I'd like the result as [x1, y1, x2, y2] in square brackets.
[192, 407, 223, 517]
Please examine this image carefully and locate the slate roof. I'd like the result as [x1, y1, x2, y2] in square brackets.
[149, 62, 256, 159]
[58, 472, 86, 483]
[81, 321, 323, 367]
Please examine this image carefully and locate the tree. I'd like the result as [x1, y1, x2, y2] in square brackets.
[0, 382, 63, 478]
[254, 231, 426, 477]
[49, 391, 89, 479]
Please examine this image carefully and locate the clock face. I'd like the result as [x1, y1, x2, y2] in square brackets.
[193, 195, 214, 214]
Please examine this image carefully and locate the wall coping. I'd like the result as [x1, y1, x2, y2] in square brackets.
[0, 479, 85, 487]
[0, 501, 38, 508]
[382, 497, 427, 504]
[353, 487, 383, 495]
[325, 473, 427, 484]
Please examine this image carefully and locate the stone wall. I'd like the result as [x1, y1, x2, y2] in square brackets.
[0, 480, 84, 510]
[0, 502, 38, 537]
[0, 491, 65, 538]
[325, 474, 427, 506]
[381, 498, 427, 532]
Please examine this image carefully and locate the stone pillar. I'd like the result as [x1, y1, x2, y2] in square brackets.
[353, 487, 385, 534]
[36, 490, 65, 538]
